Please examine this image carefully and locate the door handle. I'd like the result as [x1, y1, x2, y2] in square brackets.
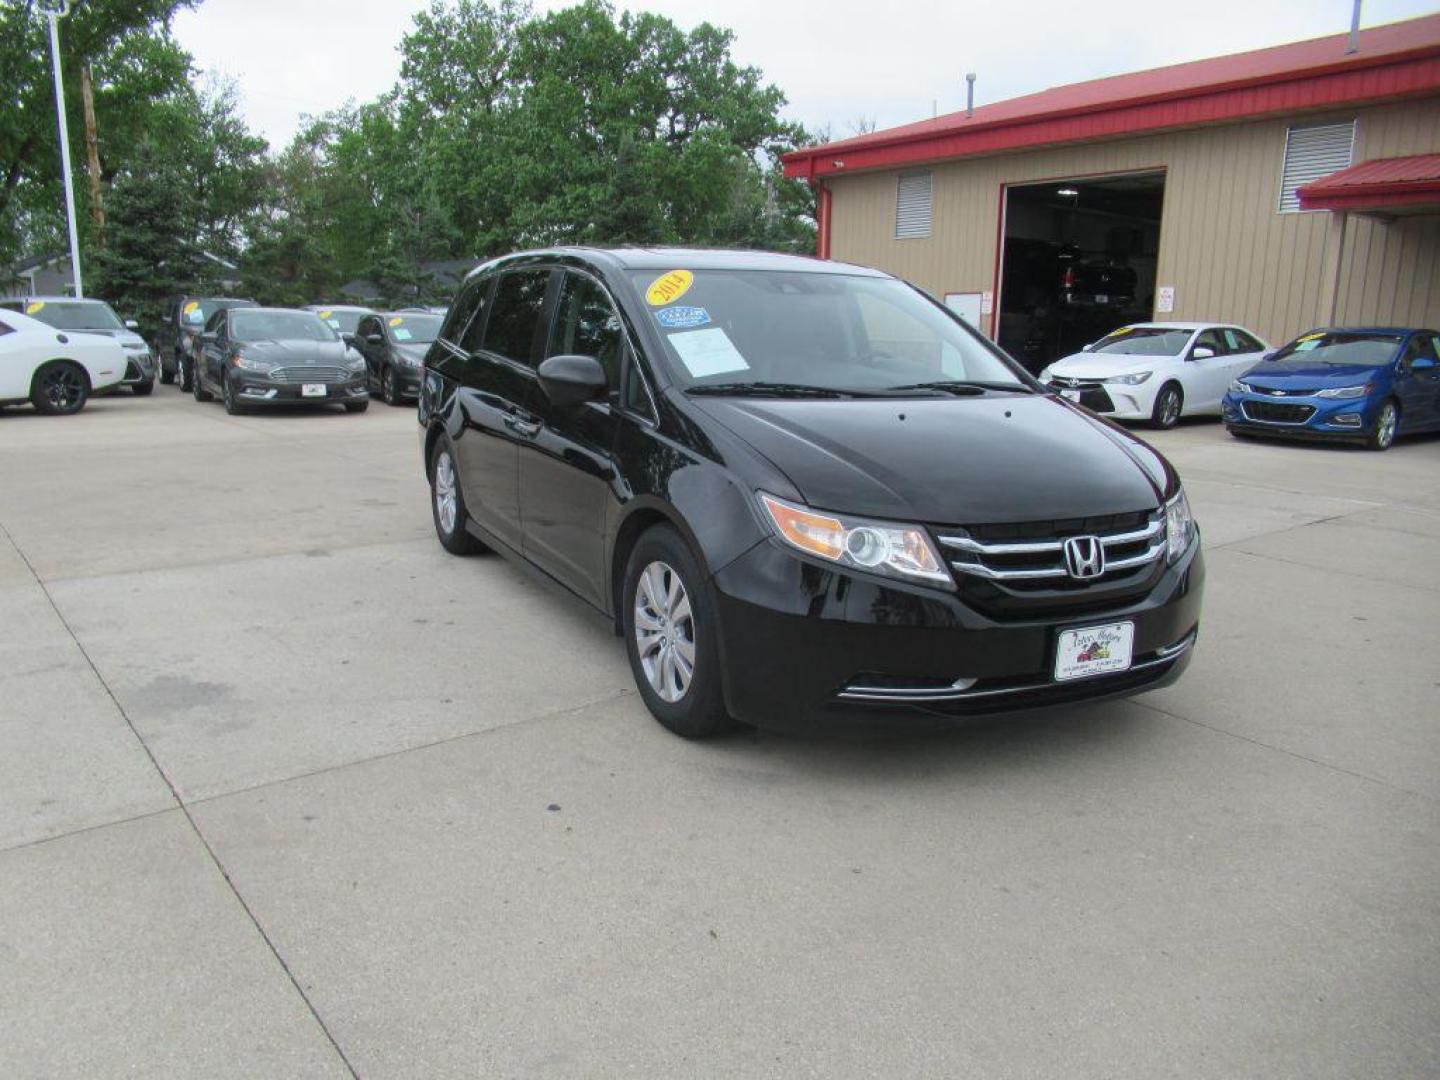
[504, 412, 541, 438]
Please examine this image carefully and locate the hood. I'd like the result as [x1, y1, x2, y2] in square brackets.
[240, 339, 352, 365]
[1243, 358, 1390, 389]
[1047, 350, 1172, 380]
[690, 394, 1171, 525]
[71, 328, 147, 350]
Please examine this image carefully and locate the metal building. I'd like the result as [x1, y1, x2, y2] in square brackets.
[781, 15, 1440, 368]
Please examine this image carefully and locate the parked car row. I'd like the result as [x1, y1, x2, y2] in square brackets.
[0, 296, 157, 395]
[0, 306, 129, 414]
[1039, 320, 1440, 450]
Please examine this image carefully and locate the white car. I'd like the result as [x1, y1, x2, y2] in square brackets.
[0, 307, 126, 415]
[1039, 322, 1270, 428]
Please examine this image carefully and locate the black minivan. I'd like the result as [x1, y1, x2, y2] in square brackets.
[419, 249, 1203, 738]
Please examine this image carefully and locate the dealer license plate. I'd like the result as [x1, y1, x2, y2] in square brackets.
[1054, 621, 1134, 681]
[1061, 389, 1081, 403]
[1095, 294, 1108, 304]
[301, 383, 327, 397]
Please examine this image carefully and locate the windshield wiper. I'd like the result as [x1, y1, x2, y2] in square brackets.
[883, 380, 1032, 396]
[686, 381, 880, 399]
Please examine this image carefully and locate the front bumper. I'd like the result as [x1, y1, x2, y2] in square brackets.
[121, 352, 156, 386]
[1046, 381, 1156, 420]
[1222, 391, 1375, 442]
[229, 371, 369, 405]
[390, 363, 423, 398]
[711, 537, 1204, 730]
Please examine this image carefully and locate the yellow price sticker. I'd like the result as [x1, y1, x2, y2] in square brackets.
[318, 309, 333, 319]
[1108, 326, 1132, 335]
[182, 300, 200, 315]
[25, 301, 45, 315]
[388, 317, 403, 327]
[1297, 331, 1325, 342]
[646, 270, 694, 306]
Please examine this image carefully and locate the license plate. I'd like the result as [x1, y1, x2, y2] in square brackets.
[1095, 294, 1108, 304]
[301, 383, 327, 397]
[1061, 389, 1081, 403]
[1054, 621, 1134, 681]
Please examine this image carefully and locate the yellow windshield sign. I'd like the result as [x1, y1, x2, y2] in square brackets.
[646, 270, 694, 306]
[25, 301, 44, 315]
[182, 300, 200, 315]
[318, 309, 333, 319]
[388, 317, 403, 327]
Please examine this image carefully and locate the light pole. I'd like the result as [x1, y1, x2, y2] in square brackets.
[39, 0, 83, 299]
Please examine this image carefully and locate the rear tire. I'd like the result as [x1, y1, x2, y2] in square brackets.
[345, 400, 369, 414]
[622, 525, 736, 739]
[429, 435, 486, 555]
[179, 356, 193, 393]
[1367, 399, 1398, 452]
[159, 354, 175, 385]
[1150, 382, 1183, 429]
[30, 361, 89, 416]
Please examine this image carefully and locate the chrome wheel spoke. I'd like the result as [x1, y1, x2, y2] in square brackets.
[633, 559, 695, 704]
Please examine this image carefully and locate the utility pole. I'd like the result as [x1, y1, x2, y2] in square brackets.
[81, 63, 105, 249]
[39, 0, 83, 298]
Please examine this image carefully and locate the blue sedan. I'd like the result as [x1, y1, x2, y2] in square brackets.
[1223, 327, 1440, 451]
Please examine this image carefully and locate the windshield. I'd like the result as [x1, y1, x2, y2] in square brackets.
[313, 308, 367, 334]
[231, 311, 338, 343]
[630, 269, 1027, 394]
[20, 300, 124, 331]
[1272, 331, 1404, 366]
[182, 298, 251, 326]
[385, 313, 442, 344]
[1089, 327, 1192, 356]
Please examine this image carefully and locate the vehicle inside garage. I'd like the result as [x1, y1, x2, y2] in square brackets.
[997, 171, 1165, 371]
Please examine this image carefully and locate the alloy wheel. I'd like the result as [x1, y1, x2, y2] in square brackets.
[1160, 388, 1181, 426]
[1376, 402, 1397, 448]
[633, 560, 695, 704]
[41, 365, 84, 412]
[434, 451, 458, 535]
[384, 368, 397, 405]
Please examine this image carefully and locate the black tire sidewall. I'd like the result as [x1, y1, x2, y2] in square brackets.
[429, 435, 483, 555]
[1152, 383, 1182, 428]
[32, 362, 88, 415]
[622, 525, 733, 738]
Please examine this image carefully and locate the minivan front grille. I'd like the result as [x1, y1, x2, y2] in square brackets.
[934, 510, 1166, 619]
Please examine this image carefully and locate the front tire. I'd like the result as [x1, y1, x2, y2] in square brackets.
[1150, 382, 1183, 429]
[178, 356, 193, 393]
[344, 400, 369, 414]
[159, 353, 175, 385]
[623, 525, 735, 739]
[132, 378, 154, 396]
[1367, 399, 1399, 451]
[192, 366, 213, 402]
[382, 367, 403, 406]
[222, 376, 245, 415]
[31, 361, 89, 415]
[429, 436, 485, 555]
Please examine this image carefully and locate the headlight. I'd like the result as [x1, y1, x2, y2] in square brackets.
[1315, 383, 1370, 399]
[123, 341, 148, 352]
[231, 355, 276, 373]
[345, 351, 365, 372]
[1229, 380, 1252, 394]
[1165, 488, 1195, 563]
[1105, 371, 1152, 385]
[759, 493, 950, 586]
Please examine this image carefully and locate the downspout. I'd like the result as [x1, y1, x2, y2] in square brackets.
[1322, 210, 1348, 324]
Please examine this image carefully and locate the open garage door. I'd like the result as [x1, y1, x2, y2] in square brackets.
[997, 172, 1165, 372]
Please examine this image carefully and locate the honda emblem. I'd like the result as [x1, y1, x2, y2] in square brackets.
[1063, 535, 1105, 580]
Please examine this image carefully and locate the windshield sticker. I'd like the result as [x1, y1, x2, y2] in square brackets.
[25, 301, 44, 315]
[183, 300, 200, 315]
[326, 319, 341, 329]
[393, 328, 413, 341]
[185, 309, 204, 324]
[388, 316, 403, 327]
[318, 309, 333, 319]
[1107, 326, 1132, 336]
[655, 305, 710, 330]
[668, 327, 749, 378]
[645, 270, 694, 306]
[1295, 338, 1322, 351]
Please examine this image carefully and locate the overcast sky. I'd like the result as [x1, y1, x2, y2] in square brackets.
[173, 0, 1439, 150]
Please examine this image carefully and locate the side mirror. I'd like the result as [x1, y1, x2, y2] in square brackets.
[125, 319, 139, 330]
[365, 333, 385, 346]
[1190, 346, 1216, 360]
[537, 353, 607, 407]
[1080, 342, 1094, 352]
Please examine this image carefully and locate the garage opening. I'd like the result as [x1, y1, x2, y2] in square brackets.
[996, 171, 1165, 372]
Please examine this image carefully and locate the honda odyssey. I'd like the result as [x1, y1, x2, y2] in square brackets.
[418, 249, 1204, 738]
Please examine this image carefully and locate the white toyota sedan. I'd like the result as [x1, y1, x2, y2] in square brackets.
[1039, 322, 1270, 428]
[0, 307, 126, 415]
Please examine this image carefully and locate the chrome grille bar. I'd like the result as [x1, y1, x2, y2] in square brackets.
[938, 516, 1165, 582]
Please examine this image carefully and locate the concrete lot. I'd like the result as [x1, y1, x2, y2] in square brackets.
[2, 386, 1437, 1079]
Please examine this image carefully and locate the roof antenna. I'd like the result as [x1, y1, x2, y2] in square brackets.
[965, 73, 976, 118]
[1347, 0, 1361, 54]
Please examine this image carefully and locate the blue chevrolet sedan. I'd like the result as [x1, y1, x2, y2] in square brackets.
[1223, 327, 1440, 451]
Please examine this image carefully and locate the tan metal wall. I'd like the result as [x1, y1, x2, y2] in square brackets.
[826, 97, 1440, 345]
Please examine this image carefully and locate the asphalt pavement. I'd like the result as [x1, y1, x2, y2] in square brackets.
[2, 386, 1437, 1078]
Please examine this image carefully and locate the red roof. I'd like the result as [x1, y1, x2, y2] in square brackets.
[1298, 153, 1440, 212]
[783, 14, 1440, 180]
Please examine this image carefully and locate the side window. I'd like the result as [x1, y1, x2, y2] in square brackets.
[622, 350, 656, 419]
[1227, 329, 1263, 353]
[481, 269, 551, 367]
[1411, 335, 1438, 362]
[1193, 329, 1225, 356]
[455, 278, 494, 354]
[205, 310, 225, 337]
[358, 316, 379, 341]
[548, 273, 623, 388]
